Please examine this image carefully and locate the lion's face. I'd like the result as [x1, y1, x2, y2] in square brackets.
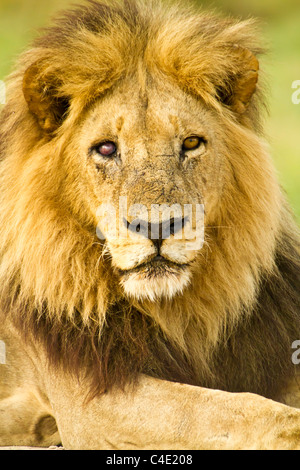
[73, 75, 225, 301]
[17, 1, 263, 309]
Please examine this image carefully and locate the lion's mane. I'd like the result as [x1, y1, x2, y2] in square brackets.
[0, 0, 299, 399]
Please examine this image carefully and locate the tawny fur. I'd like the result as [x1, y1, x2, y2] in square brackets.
[0, 0, 299, 399]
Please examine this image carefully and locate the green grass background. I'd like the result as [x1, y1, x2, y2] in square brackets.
[0, 0, 299, 220]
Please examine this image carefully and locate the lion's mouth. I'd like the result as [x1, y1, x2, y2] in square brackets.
[118, 255, 192, 300]
[117, 255, 190, 279]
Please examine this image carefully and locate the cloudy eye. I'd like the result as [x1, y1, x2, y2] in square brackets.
[95, 141, 117, 157]
[182, 136, 204, 151]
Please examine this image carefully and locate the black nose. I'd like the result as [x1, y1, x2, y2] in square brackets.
[124, 217, 187, 252]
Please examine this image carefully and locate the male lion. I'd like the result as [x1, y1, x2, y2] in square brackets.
[0, 0, 300, 450]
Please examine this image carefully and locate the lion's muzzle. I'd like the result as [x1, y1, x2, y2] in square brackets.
[99, 208, 201, 301]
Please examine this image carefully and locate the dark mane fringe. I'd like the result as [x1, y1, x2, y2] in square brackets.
[10, 300, 200, 400]
[8, 231, 300, 400]
[207, 230, 300, 400]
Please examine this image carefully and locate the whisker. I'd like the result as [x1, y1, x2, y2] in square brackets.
[206, 225, 232, 229]
[95, 242, 112, 269]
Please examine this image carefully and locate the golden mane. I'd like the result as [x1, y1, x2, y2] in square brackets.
[0, 0, 299, 399]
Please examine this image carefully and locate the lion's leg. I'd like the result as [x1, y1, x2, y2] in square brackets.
[0, 323, 61, 447]
[3, 321, 300, 450]
[0, 389, 60, 447]
[44, 372, 300, 450]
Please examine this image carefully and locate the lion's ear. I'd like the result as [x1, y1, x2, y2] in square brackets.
[219, 48, 259, 114]
[23, 61, 70, 134]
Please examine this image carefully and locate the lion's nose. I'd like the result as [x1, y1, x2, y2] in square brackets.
[124, 217, 187, 252]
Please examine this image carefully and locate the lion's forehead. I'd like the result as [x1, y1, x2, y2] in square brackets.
[81, 76, 210, 146]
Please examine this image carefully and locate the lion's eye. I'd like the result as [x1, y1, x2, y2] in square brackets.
[95, 141, 117, 157]
[182, 136, 204, 151]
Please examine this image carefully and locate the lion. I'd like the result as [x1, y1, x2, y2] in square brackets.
[0, 0, 300, 450]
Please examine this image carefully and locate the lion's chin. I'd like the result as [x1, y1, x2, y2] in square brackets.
[118, 260, 191, 301]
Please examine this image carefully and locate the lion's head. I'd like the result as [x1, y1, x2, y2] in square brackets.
[0, 0, 299, 397]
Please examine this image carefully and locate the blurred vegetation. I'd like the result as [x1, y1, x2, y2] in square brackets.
[0, 0, 299, 219]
